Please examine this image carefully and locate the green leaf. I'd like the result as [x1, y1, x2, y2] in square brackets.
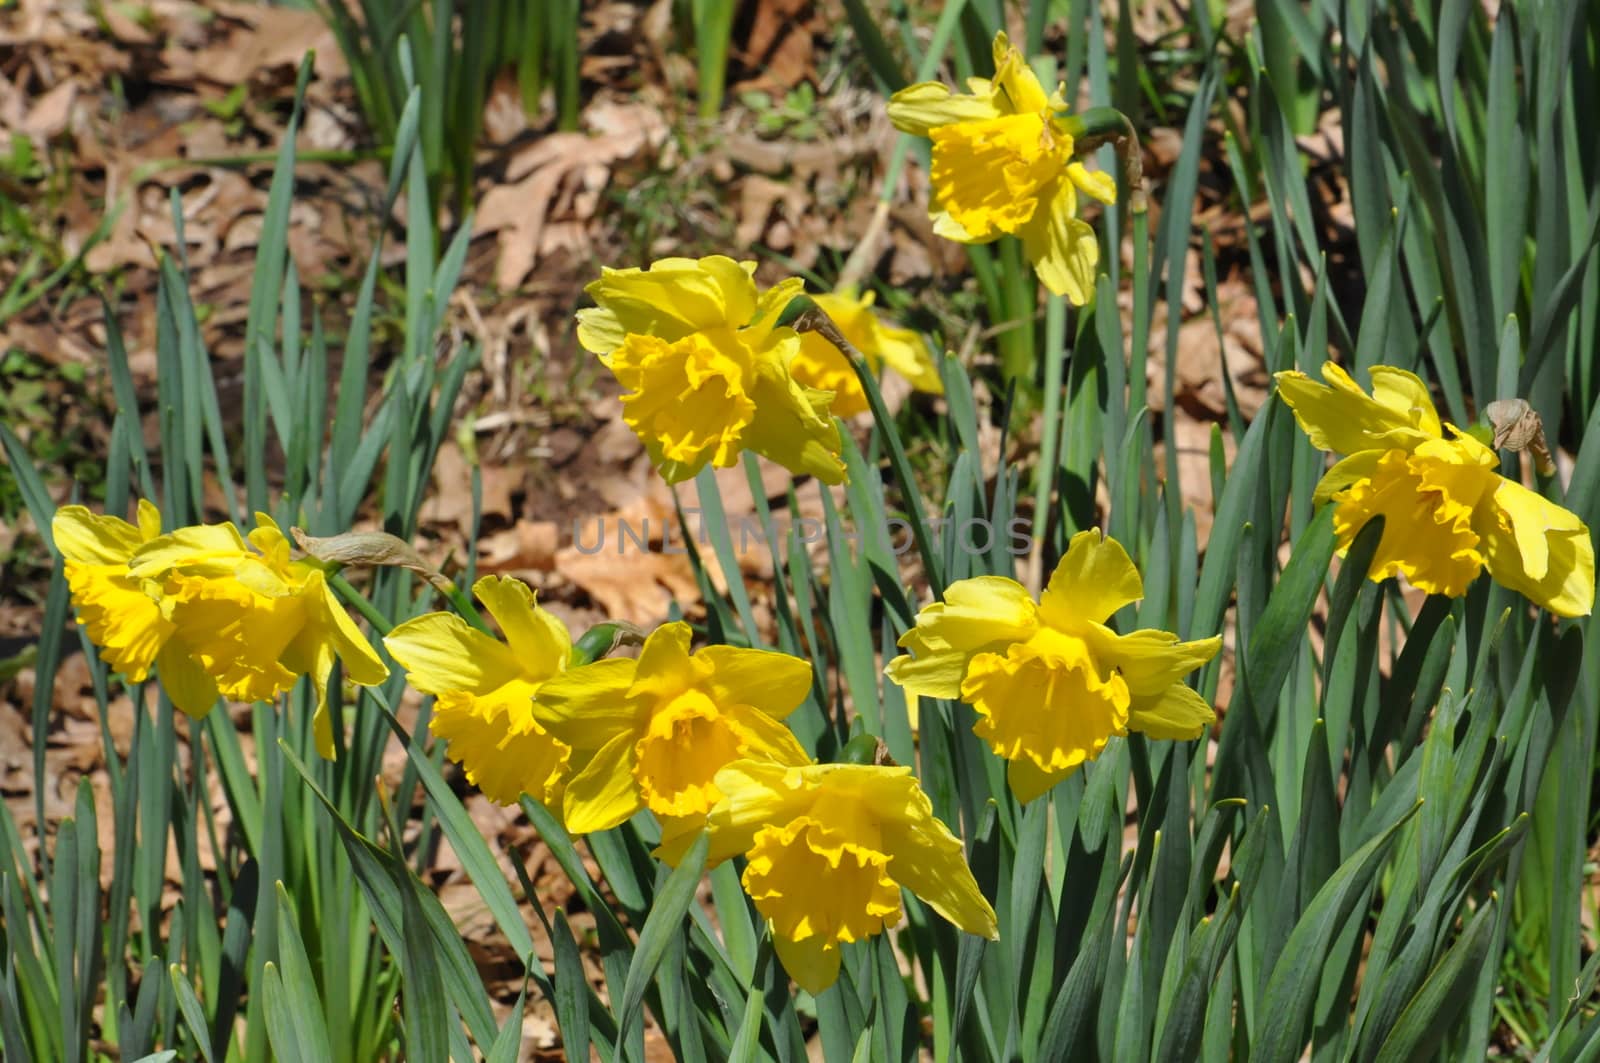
[1253, 801, 1422, 1063]
[615, 832, 710, 1058]
[371, 691, 539, 961]
[269, 883, 333, 1062]
[168, 965, 217, 1063]
[552, 909, 594, 1062]
[1372, 897, 1499, 1063]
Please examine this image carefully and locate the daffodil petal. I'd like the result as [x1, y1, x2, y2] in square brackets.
[575, 307, 627, 356]
[667, 759, 810, 867]
[628, 621, 697, 700]
[772, 930, 842, 996]
[1085, 627, 1221, 697]
[52, 505, 144, 565]
[156, 642, 219, 718]
[990, 31, 1051, 115]
[473, 575, 570, 679]
[561, 729, 643, 834]
[1273, 362, 1438, 456]
[863, 321, 943, 395]
[700, 645, 813, 718]
[886, 81, 1002, 136]
[135, 498, 162, 540]
[1005, 755, 1075, 804]
[789, 331, 869, 418]
[1038, 529, 1145, 629]
[306, 573, 388, 687]
[1480, 478, 1596, 618]
[383, 613, 522, 696]
[887, 576, 1038, 698]
[1067, 162, 1117, 205]
[128, 522, 250, 580]
[745, 277, 806, 349]
[722, 704, 812, 767]
[1020, 184, 1098, 304]
[1369, 366, 1443, 439]
[1314, 450, 1383, 506]
[1126, 682, 1216, 740]
[931, 209, 985, 243]
[811, 290, 942, 396]
[582, 256, 758, 344]
[742, 350, 848, 484]
[652, 817, 708, 867]
[61, 561, 170, 681]
[534, 658, 642, 748]
[882, 799, 998, 939]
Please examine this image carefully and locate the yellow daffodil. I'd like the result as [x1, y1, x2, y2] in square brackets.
[657, 760, 998, 994]
[886, 31, 1116, 304]
[886, 530, 1220, 801]
[576, 255, 847, 485]
[126, 514, 388, 755]
[385, 576, 574, 806]
[1275, 362, 1595, 616]
[531, 621, 812, 835]
[788, 288, 943, 418]
[53, 500, 186, 693]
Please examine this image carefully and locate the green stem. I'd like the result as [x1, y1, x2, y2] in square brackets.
[1032, 295, 1068, 580]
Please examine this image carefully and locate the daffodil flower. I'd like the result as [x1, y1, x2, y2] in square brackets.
[657, 760, 998, 994]
[886, 530, 1220, 801]
[576, 255, 847, 484]
[385, 576, 575, 806]
[788, 288, 943, 418]
[1275, 361, 1595, 616]
[531, 621, 812, 835]
[887, 31, 1116, 304]
[124, 513, 388, 756]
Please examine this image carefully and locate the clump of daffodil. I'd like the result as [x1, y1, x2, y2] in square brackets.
[531, 621, 812, 835]
[657, 760, 997, 994]
[385, 576, 575, 807]
[887, 530, 1220, 801]
[1275, 362, 1595, 616]
[82, 510, 389, 756]
[886, 31, 1116, 304]
[788, 288, 943, 418]
[576, 255, 847, 485]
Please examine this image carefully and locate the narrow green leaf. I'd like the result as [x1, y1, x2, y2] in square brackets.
[615, 832, 710, 1057]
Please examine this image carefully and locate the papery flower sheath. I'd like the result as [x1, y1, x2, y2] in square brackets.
[788, 289, 943, 418]
[1275, 361, 1595, 617]
[531, 621, 812, 835]
[886, 530, 1220, 801]
[887, 31, 1116, 304]
[576, 255, 847, 484]
[656, 760, 998, 994]
[125, 513, 388, 755]
[385, 576, 574, 806]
